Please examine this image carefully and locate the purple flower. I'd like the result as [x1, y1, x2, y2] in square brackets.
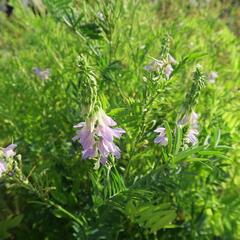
[164, 64, 174, 79]
[177, 111, 200, 145]
[154, 127, 168, 146]
[3, 144, 17, 158]
[185, 128, 199, 145]
[144, 59, 164, 72]
[208, 71, 218, 84]
[33, 67, 51, 80]
[178, 111, 198, 128]
[97, 11, 105, 21]
[0, 144, 17, 177]
[144, 54, 177, 79]
[72, 120, 96, 159]
[167, 54, 177, 65]
[0, 161, 6, 177]
[73, 109, 125, 165]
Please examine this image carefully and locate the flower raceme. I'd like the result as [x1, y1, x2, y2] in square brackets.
[144, 54, 177, 79]
[73, 109, 125, 165]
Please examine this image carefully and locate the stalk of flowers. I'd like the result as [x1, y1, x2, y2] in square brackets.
[144, 54, 177, 79]
[72, 108, 125, 166]
[154, 127, 168, 146]
[0, 144, 17, 177]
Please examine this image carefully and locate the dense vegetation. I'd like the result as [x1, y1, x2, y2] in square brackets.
[0, 0, 239, 239]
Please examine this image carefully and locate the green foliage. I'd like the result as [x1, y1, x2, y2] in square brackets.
[0, 215, 23, 239]
[0, 0, 240, 239]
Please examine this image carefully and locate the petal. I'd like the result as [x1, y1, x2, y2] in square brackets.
[72, 135, 80, 141]
[0, 161, 6, 176]
[3, 144, 17, 158]
[159, 137, 168, 146]
[33, 67, 41, 74]
[99, 110, 117, 126]
[98, 140, 110, 157]
[209, 71, 218, 79]
[75, 126, 95, 149]
[6, 150, 16, 158]
[5, 144, 17, 150]
[188, 135, 198, 144]
[112, 144, 121, 159]
[168, 54, 177, 64]
[79, 127, 93, 143]
[96, 125, 114, 142]
[100, 157, 108, 165]
[112, 128, 125, 138]
[82, 148, 96, 159]
[154, 136, 168, 146]
[154, 127, 165, 134]
[187, 129, 199, 145]
[177, 114, 190, 126]
[80, 135, 95, 149]
[144, 60, 164, 72]
[73, 122, 85, 128]
[154, 136, 162, 144]
[191, 112, 198, 123]
[164, 64, 173, 79]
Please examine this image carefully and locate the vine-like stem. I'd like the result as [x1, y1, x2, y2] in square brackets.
[11, 176, 85, 227]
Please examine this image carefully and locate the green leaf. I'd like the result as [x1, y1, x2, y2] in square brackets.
[173, 127, 182, 155]
[126, 202, 176, 232]
[185, 157, 209, 162]
[0, 215, 23, 238]
[150, 211, 177, 232]
[174, 146, 205, 162]
[164, 121, 172, 154]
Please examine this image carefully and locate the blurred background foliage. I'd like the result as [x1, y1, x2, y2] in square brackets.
[0, 0, 239, 239]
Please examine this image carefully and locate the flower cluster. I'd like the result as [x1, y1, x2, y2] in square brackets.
[73, 109, 125, 165]
[178, 111, 199, 145]
[0, 144, 17, 177]
[33, 67, 51, 81]
[154, 127, 168, 146]
[208, 71, 218, 84]
[144, 54, 177, 79]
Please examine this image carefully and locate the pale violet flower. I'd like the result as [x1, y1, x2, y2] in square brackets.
[178, 111, 198, 128]
[3, 144, 17, 158]
[0, 144, 17, 177]
[73, 109, 125, 165]
[33, 67, 51, 81]
[185, 128, 199, 145]
[144, 54, 177, 79]
[154, 127, 168, 146]
[208, 71, 218, 84]
[164, 64, 174, 79]
[97, 11, 105, 21]
[0, 161, 7, 177]
[144, 60, 163, 72]
[178, 111, 199, 145]
[167, 54, 177, 65]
